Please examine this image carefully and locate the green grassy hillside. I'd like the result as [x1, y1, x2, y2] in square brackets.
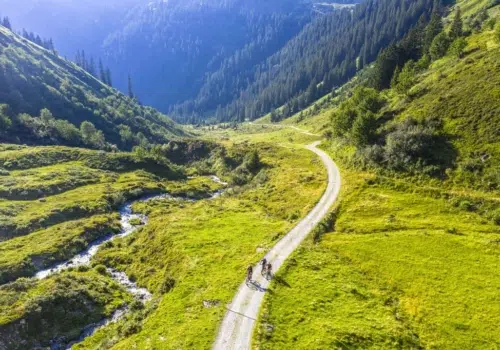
[0, 25, 186, 150]
[254, 2, 500, 349]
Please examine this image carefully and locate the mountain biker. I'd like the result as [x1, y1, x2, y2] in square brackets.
[261, 258, 267, 274]
[266, 263, 272, 278]
[246, 265, 253, 281]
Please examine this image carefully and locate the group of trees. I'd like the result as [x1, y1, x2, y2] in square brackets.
[74, 50, 113, 87]
[1, 15, 56, 53]
[1, 17, 11, 30]
[330, 87, 454, 176]
[104, 0, 312, 121]
[21, 30, 56, 53]
[0, 105, 108, 149]
[329, 2, 500, 177]
[371, 1, 496, 93]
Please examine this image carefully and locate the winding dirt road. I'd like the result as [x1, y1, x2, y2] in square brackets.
[213, 141, 341, 350]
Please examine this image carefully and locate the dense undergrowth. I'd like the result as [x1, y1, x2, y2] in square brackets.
[0, 271, 132, 350]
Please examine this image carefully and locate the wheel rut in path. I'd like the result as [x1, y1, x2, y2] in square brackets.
[214, 141, 341, 350]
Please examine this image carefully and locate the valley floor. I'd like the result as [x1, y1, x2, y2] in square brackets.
[227, 119, 499, 349]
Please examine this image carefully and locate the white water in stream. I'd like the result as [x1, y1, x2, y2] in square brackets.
[41, 177, 227, 349]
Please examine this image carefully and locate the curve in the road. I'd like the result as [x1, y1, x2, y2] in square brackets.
[213, 141, 341, 350]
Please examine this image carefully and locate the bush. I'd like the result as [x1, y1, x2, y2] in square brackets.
[459, 200, 477, 212]
[448, 38, 467, 58]
[495, 22, 500, 43]
[313, 208, 340, 243]
[331, 104, 357, 137]
[243, 150, 261, 172]
[159, 276, 176, 294]
[331, 87, 385, 141]
[382, 117, 455, 175]
[94, 264, 107, 275]
[130, 300, 144, 311]
[392, 60, 417, 95]
[351, 113, 377, 146]
[430, 32, 451, 60]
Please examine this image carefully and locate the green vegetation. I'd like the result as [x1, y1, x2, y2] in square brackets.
[0, 215, 120, 284]
[0, 271, 132, 350]
[0, 26, 186, 150]
[0, 134, 267, 347]
[74, 142, 327, 349]
[255, 2, 500, 349]
[255, 168, 500, 349]
[1, 0, 499, 348]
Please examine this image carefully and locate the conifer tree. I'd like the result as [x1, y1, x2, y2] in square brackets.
[81, 50, 87, 71]
[429, 32, 451, 60]
[2, 17, 12, 31]
[449, 7, 463, 41]
[105, 68, 113, 87]
[75, 51, 82, 68]
[88, 57, 96, 76]
[99, 59, 107, 84]
[128, 74, 134, 99]
[424, 4, 443, 53]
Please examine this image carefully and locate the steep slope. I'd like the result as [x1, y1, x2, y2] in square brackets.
[102, 0, 313, 113]
[172, 0, 436, 122]
[0, 25, 186, 150]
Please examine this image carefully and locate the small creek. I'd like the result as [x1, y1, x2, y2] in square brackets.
[42, 177, 227, 349]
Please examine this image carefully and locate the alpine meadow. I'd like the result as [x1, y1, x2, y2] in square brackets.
[0, 0, 499, 349]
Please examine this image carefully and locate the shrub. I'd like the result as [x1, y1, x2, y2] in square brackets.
[77, 265, 90, 272]
[253, 169, 268, 185]
[243, 150, 261, 172]
[130, 300, 144, 311]
[313, 208, 340, 243]
[448, 38, 467, 58]
[392, 60, 417, 95]
[459, 200, 476, 212]
[159, 276, 176, 294]
[430, 32, 451, 60]
[94, 264, 107, 275]
[331, 104, 357, 137]
[383, 117, 455, 175]
[331, 87, 385, 141]
[351, 113, 377, 146]
[495, 22, 500, 43]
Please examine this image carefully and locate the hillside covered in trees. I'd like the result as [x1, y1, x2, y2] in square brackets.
[0, 25, 186, 150]
[172, 0, 437, 122]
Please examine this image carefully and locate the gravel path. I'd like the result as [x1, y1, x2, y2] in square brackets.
[213, 141, 341, 350]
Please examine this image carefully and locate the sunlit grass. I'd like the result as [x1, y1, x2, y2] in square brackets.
[76, 143, 328, 349]
[255, 168, 500, 349]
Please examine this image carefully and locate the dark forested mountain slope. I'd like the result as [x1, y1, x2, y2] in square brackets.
[1, 0, 430, 123]
[0, 26, 185, 150]
[102, 0, 313, 113]
[172, 0, 436, 122]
